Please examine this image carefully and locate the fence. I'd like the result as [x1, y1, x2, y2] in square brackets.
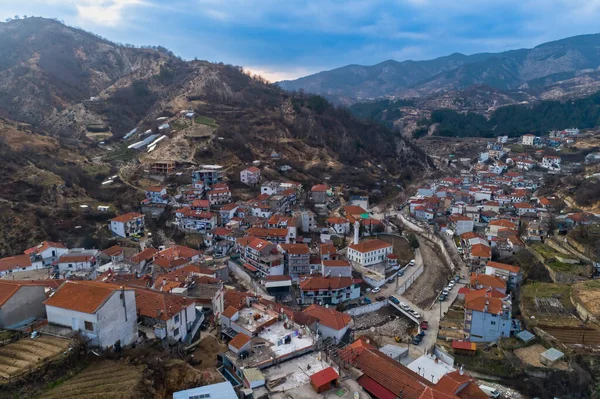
[396, 260, 424, 296]
[344, 301, 387, 317]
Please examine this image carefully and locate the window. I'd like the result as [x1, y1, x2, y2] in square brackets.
[490, 321, 496, 325]
[68, 264, 73, 268]
[173, 328, 180, 337]
[84, 321, 94, 331]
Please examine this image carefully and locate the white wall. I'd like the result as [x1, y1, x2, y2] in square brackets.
[110, 221, 126, 237]
[317, 323, 348, 341]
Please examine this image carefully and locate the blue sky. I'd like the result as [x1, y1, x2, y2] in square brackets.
[2, 0, 600, 81]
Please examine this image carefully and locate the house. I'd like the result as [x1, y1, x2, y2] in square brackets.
[326, 217, 350, 235]
[513, 202, 536, 216]
[304, 304, 351, 341]
[239, 237, 284, 278]
[310, 184, 328, 203]
[191, 199, 210, 211]
[322, 260, 352, 278]
[487, 219, 517, 237]
[526, 221, 545, 241]
[0, 255, 35, 277]
[448, 214, 474, 236]
[24, 241, 68, 267]
[218, 203, 239, 225]
[151, 161, 175, 175]
[240, 167, 261, 185]
[100, 245, 124, 263]
[263, 275, 292, 300]
[299, 276, 361, 305]
[482, 201, 500, 213]
[44, 281, 137, 348]
[132, 287, 199, 342]
[293, 210, 317, 233]
[320, 243, 338, 261]
[467, 243, 491, 267]
[470, 273, 507, 294]
[347, 239, 393, 267]
[153, 246, 202, 272]
[143, 186, 168, 204]
[485, 261, 522, 290]
[192, 165, 223, 188]
[522, 134, 535, 146]
[207, 183, 232, 205]
[130, 248, 158, 270]
[310, 367, 340, 394]
[174, 208, 217, 232]
[414, 206, 435, 221]
[541, 155, 561, 170]
[464, 288, 511, 342]
[278, 243, 310, 280]
[56, 250, 99, 275]
[109, 212, 145, 238]
[0, 280, 47, 328]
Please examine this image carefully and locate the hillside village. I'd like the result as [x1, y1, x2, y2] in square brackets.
[0, 109, 599, 399]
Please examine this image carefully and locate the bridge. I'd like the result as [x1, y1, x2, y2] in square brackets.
[388, 294, 423, 329]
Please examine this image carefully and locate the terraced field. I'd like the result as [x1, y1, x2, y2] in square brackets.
[0, 335, 73, 381]
[41, 361, 144, 399]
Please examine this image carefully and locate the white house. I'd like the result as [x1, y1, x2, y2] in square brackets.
[207, 183, 232, 205]
[303, 304, 351, 341]
[326, 217, 350, 235]
[0, 281, 47, 328]
[24, 241, 68, 267]
[521, 134, 535, 146]
[56, 250, 99, 275]
[174, 208, 217, 232]
[109, 212, 145, 238]
[44, 281, 138, 349]
[240, 167, 261, 185]
[133, 287, 199, 342]
[321, 260, 352, 278]
[449, 214, 474, 236]
[541, 156, 561, 170]
[347, 238, 393, 267]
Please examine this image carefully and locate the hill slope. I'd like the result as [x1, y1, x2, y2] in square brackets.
[278, 33, 600, 104]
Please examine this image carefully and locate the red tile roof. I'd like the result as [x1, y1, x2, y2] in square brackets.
[111, 212, 144, 223]
[191, 199, 210, 208]
[58, 254, 95, 263]
[322, 260, 351, 267]
[131, 248, 158, 263]
[304, 304, 351, 330]
[24, 241, 67, 255]
[486, 261, 520, 273]
[320, 243, 337, 255]
[310, 366, 339, 388]
[131, 287, 194, 321]
[470, 273, 506, 290]
[222, 306, 239, 319]
[101, 245, 123, 257]
[311, 184, 328, 192]
[348, 239, 392, 253]
[489, 219, 516, 229]
[300, 276, 358, 291]
[176, 208, 215, 219]
[449, 214, 471, 222]
[0, 255, 32, 272]
[278, 243, 309, 255]
[470, 244, 491, 258]
[145, 185, 166, 192]
[245, 166, 260, 173]
[44, 281, 128, 314]
[220, 203, 239, 211]
[451, 341, 476, 351]
[0, 280, 45, 306]
[327, 217, 348, 224]
[465, 289, 506, 314]
[229, 333, 251, 350]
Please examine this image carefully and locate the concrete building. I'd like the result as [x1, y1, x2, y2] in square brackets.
[207, 183, 232, 205]
[541, 155, 561, 170]
[278, 243, 310, 282]
[174, 208, 217, 232]
[24, 241, 68, 267]
[0, 281, 47, 328]
[521, 134, 535, 146]
[109, 212, 145, 238]
[45, 281, 137, 349]
[485, 261, 522, 290]
[347, 237, 393, 267]
[304, 304, 351, 341]
[192, 165, 223, 187]
[299, 276, 361, 305]
[56, 249, 99, 275]
[464, 288, 511, 342]
[321, 260, 352, 278]
[240, 167, 261, 185]
[448, 214, 474, 236]
[174, 382, 237, 399]
[310, 184, 328, 203]
[293, 210, 317, 233]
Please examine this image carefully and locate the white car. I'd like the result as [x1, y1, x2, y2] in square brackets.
[410, 310, 421, 319]
[400, 302, 410, 310]
[409, 259, 416, 266]
[372, 287, 381, 294]
[448, 281, 455, 288]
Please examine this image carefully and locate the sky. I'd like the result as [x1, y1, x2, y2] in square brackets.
[2, 1, 600, 82]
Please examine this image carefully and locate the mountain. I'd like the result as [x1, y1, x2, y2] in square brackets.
[278, 33, 600, 104]
[0, 18, 433, 255]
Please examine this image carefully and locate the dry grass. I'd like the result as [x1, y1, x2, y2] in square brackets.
[0, 335, 73, 380]
[573, 280, 600, 318]
[514, 344, 568, 370]
[40, 361, 144, 399]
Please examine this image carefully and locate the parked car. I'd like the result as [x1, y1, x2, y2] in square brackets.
[448, 281, 455, 288]
[409, 259, 416, 266]
[364, 297, 372, 304]
[420, 321, 429, 330]
[376, 296, 386, 302]
[457, 247, 463, 254]
[411, 335, 423, 345]
[410, 310, 421, 319]
[400, 302, 409, 310]
[345, 303, 359, 310]
[479, 385, 501, 398]
[439, 295, 447, 302]
[454, 275, 460, 282]
[397, 270, 405, 277]
[417, 331, 425, 338]
[372, 287, 381, 294]
[389, 296, 400, 305]
[442, 288, 449, 296]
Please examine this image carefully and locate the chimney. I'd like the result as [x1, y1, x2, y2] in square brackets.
[353, 221, 360, 245]
[459, 365, 464, 375]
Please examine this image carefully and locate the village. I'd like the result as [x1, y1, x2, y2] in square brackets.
[0, 119, 599, 399]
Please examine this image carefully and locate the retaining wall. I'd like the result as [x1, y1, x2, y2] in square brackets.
[345, 301, 387, 317]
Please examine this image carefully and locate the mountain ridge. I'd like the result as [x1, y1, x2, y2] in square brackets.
[278, 33, 600, 104]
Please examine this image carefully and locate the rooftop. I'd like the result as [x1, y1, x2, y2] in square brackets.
[111, 212, 144, 223]
[303, 304, 351, 331]
[348, 239, 392, 253]
[44, 281, 129, 314]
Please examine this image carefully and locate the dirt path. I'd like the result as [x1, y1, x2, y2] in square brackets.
[403, 237, 453, 308]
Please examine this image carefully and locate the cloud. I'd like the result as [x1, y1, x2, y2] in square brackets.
[245, 66, 318, 82]
[76, 0, 144, 26]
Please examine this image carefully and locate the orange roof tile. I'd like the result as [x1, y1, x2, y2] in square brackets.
[464, 289, 506, 314]
[322, 260, 351, 267]
[44, 281, 128, 314]
[470, 273, 506, 290]
[101, 245, 123, 257]
[110, 212, 144, 223]
[145, 185, 166, 192]
[222, 306, 239, 319]
[486, 261, 520, 273]
[470, 244, 491, 258]
[132, 287, 194, 321]
[24, 241, 67, 255]
[229, 333, 251, 350]
[348, 239, 392, 253]
[320, 243, 337, 255]
[0, 255, 32, 272]
[304, 304, 351, 330]
[311, 184, 328, 192]
[327, 217, 348, 224]
[300, 276, 359, 290]
[279, 243, 309, 255]
[131, 248, 158, 263]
